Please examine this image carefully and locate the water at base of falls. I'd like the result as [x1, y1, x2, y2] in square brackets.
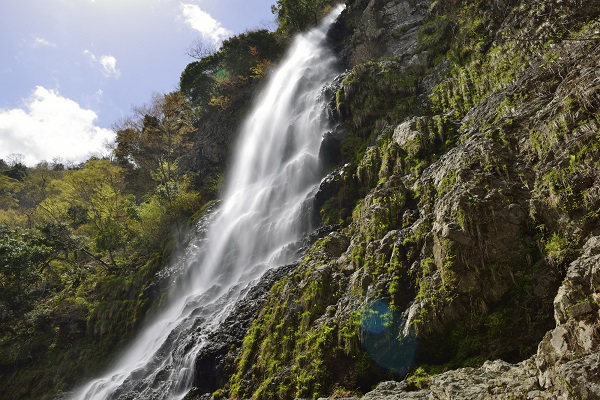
[71, 5, 345, 400]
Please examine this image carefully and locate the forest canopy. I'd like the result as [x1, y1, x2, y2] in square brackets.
[0, 7, 336, 398]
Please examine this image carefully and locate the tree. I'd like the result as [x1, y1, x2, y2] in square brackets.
[6, 153, 25, 167]
[4, 163, 27, 181]
[114, 92, 196, 202]
[186, 38, 218, 60]
[17, 162, 63, 227]
[0, 225, 48, 311]
[180, 54, 222, 104]
[180, 30, 283, 105]
[0, 175, 22, 210]
[271, 0, 332, 34]
[219, 30, 282, 77]
[35, 159, 132, 271]
[66, 160, 130, 268]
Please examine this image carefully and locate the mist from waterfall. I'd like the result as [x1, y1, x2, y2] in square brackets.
[71, 5, 344, 400]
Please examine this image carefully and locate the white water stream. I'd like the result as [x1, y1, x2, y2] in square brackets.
[71, 6, 343, 399]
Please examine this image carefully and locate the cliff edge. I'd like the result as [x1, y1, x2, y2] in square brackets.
[215, 0, 600, 398]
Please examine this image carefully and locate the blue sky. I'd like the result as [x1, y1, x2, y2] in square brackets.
[0, 0, 275, 165]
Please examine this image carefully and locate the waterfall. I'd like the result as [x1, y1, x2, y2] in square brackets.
[71, 5, 344, 400]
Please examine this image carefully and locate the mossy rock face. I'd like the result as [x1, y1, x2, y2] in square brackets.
[333, 0, 428, 67]
[0, 252, 165, 400]
[222, 0, 600, 399]
[335, 60, 424, 136]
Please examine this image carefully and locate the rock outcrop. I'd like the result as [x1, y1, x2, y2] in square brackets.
[216, 0, 600, 398]
[191, 264, 298, 395]
[331, 0, 427, 67]
[330, 236, 600, 399]
[536, 235, 600, 399]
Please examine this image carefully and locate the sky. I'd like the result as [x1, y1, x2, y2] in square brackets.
[0, 0, 276, 165]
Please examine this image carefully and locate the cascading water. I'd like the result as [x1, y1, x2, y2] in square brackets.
[71, 5, 344, 400]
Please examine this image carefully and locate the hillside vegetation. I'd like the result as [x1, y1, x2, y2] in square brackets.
[0, 26, 286, 400]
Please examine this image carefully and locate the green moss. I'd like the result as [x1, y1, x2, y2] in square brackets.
[356, 146, 381, 190]
[417, 14, 453, 64]
[544, 232, 576, 267]
[427, 3, 530, 121]
[533, 119, 600, 215]
[0, 251, 164, 400]
[224, 2, 599, 398]
[228, 226, 402, 399]
[406, 366, 436, 389]
[420, 256, 435, 276]
[437, 169, 458, 197]
[337, 61, 423, 137]
[452, 207, 468, 231]
[292, 323, 336, 398]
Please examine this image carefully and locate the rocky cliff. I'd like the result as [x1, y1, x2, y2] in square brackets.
[202, 0, 600, 398]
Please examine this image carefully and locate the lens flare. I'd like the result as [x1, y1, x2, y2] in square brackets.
[360, 299, 418, 373]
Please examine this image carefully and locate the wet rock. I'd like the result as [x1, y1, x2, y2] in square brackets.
[190, 263, 298, 395]
[314, 163, 352, 216]
[320, 124, 348, 171]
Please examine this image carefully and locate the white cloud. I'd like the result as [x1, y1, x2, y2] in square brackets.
[32, 36, 56, 48]
[99, 55, 120, 77]
[180, 3, 231, 46]
[84, 50, 121, 78]
[0, 86, 115, 165]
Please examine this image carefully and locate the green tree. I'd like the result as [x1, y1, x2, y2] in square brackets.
[0, 225, 49, 312]
[115, 92, 195, 201]
[180, 30, 283, 105]
[36, 159, 132, 271]
[180, 54, 222, 104]
[0, 175, 22, 210]
[4, 162, 27, 181]
[16, 162, 64, 228]
[219, 30, 282, 77]
[271, 0, 332, 35]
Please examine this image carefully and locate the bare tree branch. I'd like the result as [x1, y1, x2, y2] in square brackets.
[186, 38, 218, 60]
